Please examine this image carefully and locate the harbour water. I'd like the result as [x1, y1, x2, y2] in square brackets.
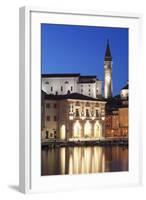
[41, 146, 128, 175]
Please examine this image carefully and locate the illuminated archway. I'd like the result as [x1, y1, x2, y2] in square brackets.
[94, 121, 102, 138]
[60, 124, 66, 140]
[73, 121, 81, 138]
[84, 121, 92, 138]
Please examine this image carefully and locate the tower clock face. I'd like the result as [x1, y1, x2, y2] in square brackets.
[106, 75, 111, 81]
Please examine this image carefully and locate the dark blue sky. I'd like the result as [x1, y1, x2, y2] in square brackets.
[41, 24, 128, 95]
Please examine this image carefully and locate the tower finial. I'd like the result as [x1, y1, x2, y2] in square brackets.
[107, 39, 109, 45]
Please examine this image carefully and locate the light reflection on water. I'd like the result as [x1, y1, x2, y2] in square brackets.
[41, 146, 128, 175]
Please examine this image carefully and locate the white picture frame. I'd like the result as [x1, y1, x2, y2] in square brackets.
[19, 6, 143, 194]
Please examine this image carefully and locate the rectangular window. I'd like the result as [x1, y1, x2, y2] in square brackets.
[76, 109, 79, 117]
[71, 86, 73, 91]
[54, 103, 57, 108]
[46, 103, 50, 108]
[51, 86, 53, 92]
[81, 89, 83, 93]
[46, 116, 50, 121]
[61, 86, 63, 91]
[54, 116, 57, 121]
[86, 109, 89, 117]
[45, 81, 49, 84]
[96, 110, 99, 117]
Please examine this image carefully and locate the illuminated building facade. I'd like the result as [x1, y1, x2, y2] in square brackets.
[105, 83, 128, 138]
[41, 92, 106, 141]
[42, 74, 102, 99]
[41, 41, 128, 141]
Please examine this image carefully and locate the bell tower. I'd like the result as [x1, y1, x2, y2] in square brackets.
[104, 40, 113, 98]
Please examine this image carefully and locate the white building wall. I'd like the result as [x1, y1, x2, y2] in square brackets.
[42, 77, 78, 95]
[96, 80, 102, 97]
[42, 76, 102, 98]
[77, 83, 96, 98]
[120, 89, 128, 99]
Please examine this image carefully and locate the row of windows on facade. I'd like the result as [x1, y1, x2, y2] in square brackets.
[46, 116, 57, 121]
[49, 86, 73, 92]
[46, 86, 98, 93]
[46, 110, 99, 119]
[46, 109, 99, 121]
[46, 102, 100, 109]
[46, 103, 57, 108]
[75, 109, 99, 117]
[45, 81, 93, 88]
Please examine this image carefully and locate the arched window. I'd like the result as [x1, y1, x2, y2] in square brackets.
[60, 125, 66, 140]
[75, 109, 79, 117]
[67, 90, 70, 94]
[73, 121, 82, 138]
[84, 121, 92, 137]
[94, 121, 102, 138]
[86, 109, 89, 117]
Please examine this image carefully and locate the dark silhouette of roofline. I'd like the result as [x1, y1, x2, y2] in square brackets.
[43, 92, 106, 102]
[42, 73, 96, 79]
[122, 83, 128, 90]
[79, 75, 97, 79]
[42, 73, 80, 78]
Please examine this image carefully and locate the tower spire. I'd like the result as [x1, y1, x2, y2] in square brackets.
[105, 39, 112, 61]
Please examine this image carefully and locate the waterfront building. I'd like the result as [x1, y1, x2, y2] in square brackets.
[41, 92, 106, 141]
[41, 41, 128, 141]
[105, 83, 128, 138]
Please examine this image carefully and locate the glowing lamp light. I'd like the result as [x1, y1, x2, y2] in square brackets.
[101, 116, 105, 121]
[69, 116, 74, 120]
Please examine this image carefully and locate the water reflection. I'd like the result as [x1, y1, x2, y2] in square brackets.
[41, 146, 128, 175]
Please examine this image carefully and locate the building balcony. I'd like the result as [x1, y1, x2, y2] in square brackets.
[69, 112, 102, 121]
